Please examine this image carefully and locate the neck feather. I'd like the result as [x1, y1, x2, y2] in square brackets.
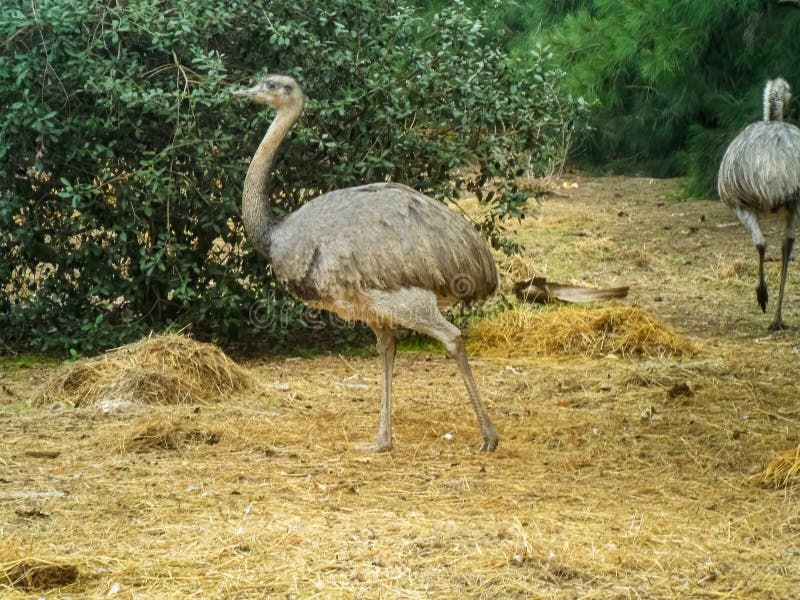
[764, 84, 786, 122]
[765, 96, 785, 122]
[241, 105, 301, 256]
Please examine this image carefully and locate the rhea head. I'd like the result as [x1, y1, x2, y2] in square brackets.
[233, 74, 304, 111]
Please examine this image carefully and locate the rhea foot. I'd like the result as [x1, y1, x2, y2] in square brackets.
[478, 434, 499, 452]
[767, 318, 788, 331]
[756, 281, 769, 313]
[357, 439, 392, 453]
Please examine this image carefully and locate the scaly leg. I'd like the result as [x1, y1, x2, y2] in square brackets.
[757, 244, 768, 313]
[768, 209, 798, 330]
[358, 325, 397, 452]
[736, 208, 769, 313]
[363, 288, 499, 451]
[448, 332, 499, 451]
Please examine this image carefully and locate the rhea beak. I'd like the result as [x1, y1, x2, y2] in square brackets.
[232, 85, 260, 98]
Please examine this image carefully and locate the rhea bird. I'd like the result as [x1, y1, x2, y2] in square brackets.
[233, 75, 499, 451]
[718, 77, 800, 330]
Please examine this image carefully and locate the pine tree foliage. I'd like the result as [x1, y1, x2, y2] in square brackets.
[445, 0, 800, 194]
[542, 0, 800, 191]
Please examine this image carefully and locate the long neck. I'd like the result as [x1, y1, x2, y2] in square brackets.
[241, 106, 301, 256]
[764, 88, 786, 122]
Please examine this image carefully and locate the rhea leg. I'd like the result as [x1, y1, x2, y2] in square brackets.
[736, 208, 769, 313]
[757, 244, 769, 313]
[769, 209, 798, 330]
[360, 325, 397, 452]
[364, 288, 498, 451]
[446, 331, 499, 451]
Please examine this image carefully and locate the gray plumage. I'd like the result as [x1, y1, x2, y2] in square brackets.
[234, 74, 499, 451]
[717, 77, 800, 330]
[271, 183, 498, 307]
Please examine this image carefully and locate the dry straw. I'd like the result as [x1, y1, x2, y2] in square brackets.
[468, 303, 696, 359]
[32, 333, 255, 407]
[1, 560, 79, 592]
[117, 413, 223, 452]
[754, 445, 800, 488]
[0, 538, 80, 593]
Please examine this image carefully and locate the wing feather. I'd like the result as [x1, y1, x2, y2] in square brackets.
[270, 183, 498, 305]
[718, 122, 800, 210]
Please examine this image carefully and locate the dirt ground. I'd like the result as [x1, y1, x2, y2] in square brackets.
[2, 176, 800, 599]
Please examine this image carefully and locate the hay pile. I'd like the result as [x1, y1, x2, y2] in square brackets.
[32, 334, 254, 408]
[1, 559, 79, 592]
[754, 446, 800, 488]
[118, 413, 223, 452]
[468, 304, 696, 359]
[0, 539, 80, 593]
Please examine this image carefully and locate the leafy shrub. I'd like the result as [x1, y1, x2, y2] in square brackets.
[0, 0, 586, 355]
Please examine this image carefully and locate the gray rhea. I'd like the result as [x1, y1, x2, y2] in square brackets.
[234, 75, 499, 451]
[718, 77, 800, 330]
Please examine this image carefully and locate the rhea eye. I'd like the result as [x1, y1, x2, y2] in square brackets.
[285, 85, 293, 94]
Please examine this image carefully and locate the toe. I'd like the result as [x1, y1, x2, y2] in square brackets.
[479, 437, 499, 452]
[357, 442, 392, 453]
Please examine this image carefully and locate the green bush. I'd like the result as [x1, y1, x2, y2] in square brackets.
[0, 0, 586, 355]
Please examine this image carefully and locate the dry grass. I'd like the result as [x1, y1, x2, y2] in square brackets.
[2, 177, 799, 599]
[1, 560, 79, 592]
[717, 258, 751, 281]
[468, 303, 697, 359]
[515, 175, 559, 196]
[116, 412, 224, 452]
[0, 539, 80, 593]
[754, 445, 800, 488]
[31, 333, 255, 408]
[3, 346, 799, 599]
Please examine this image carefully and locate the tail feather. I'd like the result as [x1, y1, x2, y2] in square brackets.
[514, 277, 629, 304]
